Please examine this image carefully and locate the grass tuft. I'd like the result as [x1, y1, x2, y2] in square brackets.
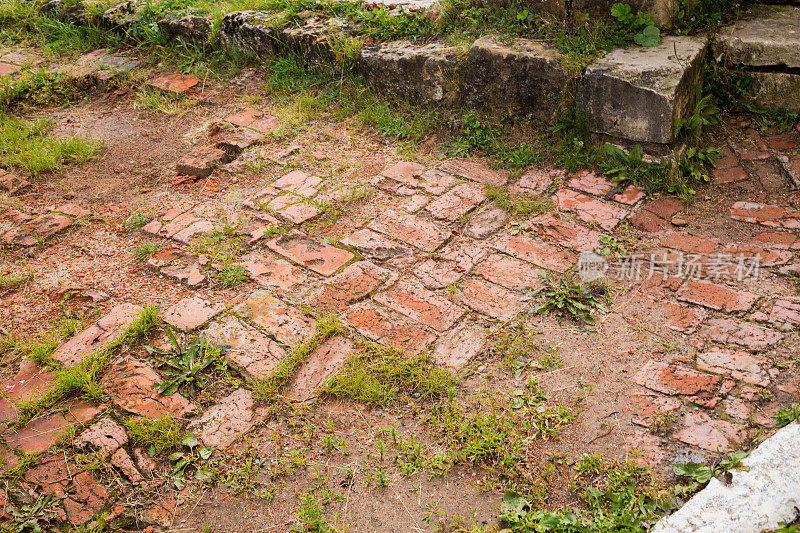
[484, 184, 553, 216]
[124, 414, 184, 455]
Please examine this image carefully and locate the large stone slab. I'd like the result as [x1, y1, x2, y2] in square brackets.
[465, 35, 567, 122]
[716, 6, 800, 69]
[749, 72, 800, 113]
[653, 423, 800, 533]
[360, 41, 461, 103]
[578, 36, 707, 147]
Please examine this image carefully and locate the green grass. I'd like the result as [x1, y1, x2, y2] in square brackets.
[484, 184, 553, 216]
[322, 340, 457, 406]
[134, 86, 185, 115]
[189, 228, 243, 267]
[0, 266, 33, 292]
[216, 264, 248, 287]
[0, 114, 103, 175]
[134, 241, 162, 262]
[14, 305, 159, 424]
[124, 413, 184, 455]
[252, 314, 340, 404]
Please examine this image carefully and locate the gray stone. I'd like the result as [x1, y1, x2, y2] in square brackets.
[579, 36, 707, 147]
[158, 14, 212, 44]
[750, 72, 800, 113]
[653, 423, 800, 533]
[100, 0, 139, 31]
[715, 6, 800, 69]
[360, 41, 462, 103]
[465, 35, 567, 123]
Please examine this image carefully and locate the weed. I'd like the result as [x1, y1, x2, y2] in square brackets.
[673, 450, 748, 497]
[146, 329, 226, 399]
[650, 413, 678, 436]
[775, 404, 800, 428]
[189, 229, 243, 268]
[134, 241, 162, 262]
[1, 450, 40, 480]
[169, 433, 215, 489]
[530, 275, 608, 325]
[216, 264, 248, 287]
[595, 234, 624, 260]
[5, 493, 60, 532]
[0, 266, 33, 292]
[134, 86, 184, 115]
[323, 340, 457, 405]
[292, 492, 338, 533]
[484, 184, 553, 216]
[252, 314, 340, 404]
[0, 113, 103, 175]
[126, 209, 155, 227]
[609, 2, 660, 47]
[338, 179, 373, 204]
[124, 414, 184, 455]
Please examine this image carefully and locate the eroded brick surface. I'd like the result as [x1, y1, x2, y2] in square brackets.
[344, 302, 436, 355]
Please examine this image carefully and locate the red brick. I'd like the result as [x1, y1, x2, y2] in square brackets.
[307, 261, 395, 312]
[226, 108, 279, 134]
[146, 72, 199, 94]
[368, 209, 451, 253]
[267, 230, 354, 276]
[527, 213, 602, 251]
[176, 145, 228, 178]
[628, 209, 667, 232]
[566, 170, 615, 195]
[697, 347, 772, 386]
[464, 208, 508, 240]
[235, 290, 314, 345]
[5, 413, 68, 453]
[516, 169, 560, 195]
[242, 253, 310, 296]
[380, 161, 425, 182]
[456, 277, 526, 321]
[643, 196, 684, 219]
[413, 259, 461, 289]
[172, 219, 215, 243]
[768, 299, 800, 329]
[722, 243, 792, 267]
[660, 231, 720, 254]
[493, 233, 577, 273]
[0, 61, 22, 76]
[750, 230, 799, 249]
[624, 389, 681, 426]
[429, 318, 487, 370]
[439, 158, 507, 186]
[730, 201, 800, 230]
[204, 315, 286, 380]
[713, 166, 748, 184]
[613, 185, 645, 205]
[438, 241, 488, 271]
[63, 470, 108, 525]
[374, 280, 463, 332]
[271, 170, 323, 197]
[341, 228, 412, 262]
[664, 301, 706, 334]
[286, 336, 354, 402]
[163, 296, 222, 332]
[764, 132, 799, 151]
[553, 189, 627, 230]
[187, 389, 258, 447]
[631, 360, 719, 395]
[54, 303, 144, 366]
[0, 170, 30, 194]
[266, 194, 321, 224]
[677, 280, 759, 312]
[73, 417, 128, 457]
[344, 301, 436, 355]
[699, 318, 784, 352]
[473, 253, 543, 290]
[424, 183, 485, 221]
[674, 411, 743, 451]
[102, 357, 195, 418]
[161, 211, 200, 238]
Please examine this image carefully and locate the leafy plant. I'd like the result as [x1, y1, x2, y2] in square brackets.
[146, 329, 225, 399]
[775, 404, 800, 428]
[529, 276, 608, 325]
[6, 493, 60, 532]
[595, 235, 623, 260]
[610, 3, 660, 47]
[676, 89, 719, 141]
[216, 264, 248, 287]
[677, 146, 722, 183]
[673, 450, 748, 496]
[168, 433, 214, 489]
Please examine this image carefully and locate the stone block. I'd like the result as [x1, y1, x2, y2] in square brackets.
[750, 72, 800, 113]
[578, 36, 708, 147]
[158, 14, 212, 44]
[360, 41, 462, 103]
[465, 35, 567, 122]
[715, 6, 800, 69]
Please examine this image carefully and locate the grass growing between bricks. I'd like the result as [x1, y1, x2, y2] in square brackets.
[322, 340, 457, 406]
[124, 413, 185, 455]
[14, 305, 159, 424]
[484, 184, 554, 217]
[251, 314, 341, 404]
[0, 266, 33, 293]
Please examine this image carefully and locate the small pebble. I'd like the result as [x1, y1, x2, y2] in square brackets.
[671, 215, 688, 227]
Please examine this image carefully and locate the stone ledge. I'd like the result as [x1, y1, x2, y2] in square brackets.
[653, 422, 800, 533]
[464, 34, 567, 123]
[578, 35, 708, 148]
[715, 5, 800, 69]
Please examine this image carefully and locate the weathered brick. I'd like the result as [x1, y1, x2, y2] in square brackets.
[457, 277, 526, 321]
[631, 360, 719, 395]
[464, 208, 508, 239]
[341, 228, 412, 262]
[566, 171, 615, 195]
[271, 170, 323, 197]
[697, 347, 772, 386]
[187, 389, 258, 448]
[429, 318, 487, 370]
[677, 280, 759, 312]
[473, 253, 543, 290]
[699, 318, 784, 352]
[424, 183, 485, 221]
[307, 261, 396, 312]
[374, 280, 463, 332]
[673, 411, 743, 452]
[661, 231, 720, 254]
[234, 290, 314, 345]
[285, 336, 353, 402]
[553, 189, 627, 230]
[730, 201, 800, 229]
[267, 230, 354, 276]
[54, 303, 144, 366]
[439, 158, 507, 186]
[102, 357, 195, 418]
[664, 301, 706, 334]
[493, 232, 577, 273]
[176, 146, 228, 178]
[368, 210, 451, 252]
[527, 213, 602, 251]
[344, 302, 436, 355]
[413, 259, 462, 289]
[242, 253, 311, 296]
[163, 296, 222, 332]
[204, 315, 287, 380]
[147, 72, 199, 93]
